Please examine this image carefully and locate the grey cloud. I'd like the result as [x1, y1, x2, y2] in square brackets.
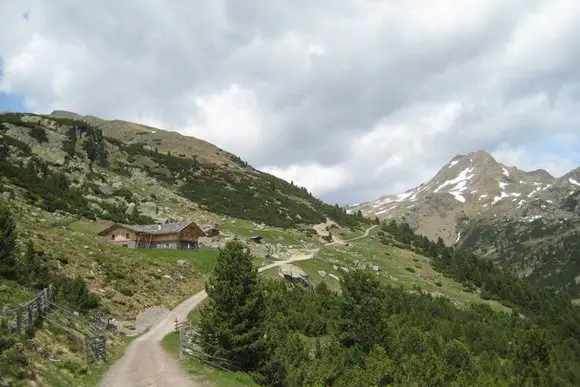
[1, 0, 579, 204]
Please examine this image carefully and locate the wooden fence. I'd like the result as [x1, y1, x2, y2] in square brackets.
[175, 320, 237, 371]
[1, 284, 56, 335]
[0, 284, 107, 363]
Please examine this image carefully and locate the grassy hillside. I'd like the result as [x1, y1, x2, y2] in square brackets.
[171, 228, 580, 386]
[459, 208, 580, 297]
[0, 112, 366, 229]
[0, 108, 368, 385]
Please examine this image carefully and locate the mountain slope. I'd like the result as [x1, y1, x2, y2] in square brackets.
[348, 150, 576, 243]
[0, 111, 365, 229]
[348, 150, 580, 296]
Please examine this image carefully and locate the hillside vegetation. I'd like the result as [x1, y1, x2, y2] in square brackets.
[0, 110, 367, 386]
[460, 210, 580, 298]
[2, 110, 579, 386]
[191, 237, 580, 386]
[0, 112, 366, 229]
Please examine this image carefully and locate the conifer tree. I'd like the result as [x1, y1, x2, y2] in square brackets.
[0, 204, 17, 278]
[199, 240, 265, 371]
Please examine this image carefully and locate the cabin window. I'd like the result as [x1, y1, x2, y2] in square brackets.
[111, 234, 115, 240]
[126, 233, 130, 239]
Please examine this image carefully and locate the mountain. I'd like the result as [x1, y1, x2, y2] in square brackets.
[0, 111, 364, 229]
[1, 112, 580, 386]
[348, 150, 580, 296]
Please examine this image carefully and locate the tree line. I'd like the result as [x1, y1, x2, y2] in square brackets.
[198, 239, 577, 386]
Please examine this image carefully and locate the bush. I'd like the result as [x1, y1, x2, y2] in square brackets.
[29, 126, 48, 143]
[118, 287, 134, 297]
[58, 277, 99, 312]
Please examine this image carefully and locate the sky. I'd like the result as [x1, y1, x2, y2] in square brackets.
[0, 1, 579, 205]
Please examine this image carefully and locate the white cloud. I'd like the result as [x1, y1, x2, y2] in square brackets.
[178, 84, 271, 156]
[492, 145, 575, 177]
[261, 163, 350, 196]
[0, 0, 579, 204]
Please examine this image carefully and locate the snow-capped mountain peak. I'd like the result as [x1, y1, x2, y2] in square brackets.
[348, 151, 578, 244]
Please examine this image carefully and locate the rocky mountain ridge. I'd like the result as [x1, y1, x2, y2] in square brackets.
[0, 111, 365, 230]
[347, 150, 579, 245]
[348, 150, 580, 297]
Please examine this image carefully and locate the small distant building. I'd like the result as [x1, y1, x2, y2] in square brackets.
[98, 221, 205, 250]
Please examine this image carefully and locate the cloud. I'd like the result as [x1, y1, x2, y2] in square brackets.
[262, 164, 350, 197]
[0, 0, 579, 204]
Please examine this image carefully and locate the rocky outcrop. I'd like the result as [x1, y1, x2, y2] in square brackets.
[139, 201, 158, 218]
[279, 264, 309, 287]
[201, 223, 220, 237]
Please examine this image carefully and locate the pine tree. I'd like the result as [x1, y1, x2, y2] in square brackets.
[0, 204, 17, 278]
[199, 240, 265, 371]
[512, 328, 554, 385]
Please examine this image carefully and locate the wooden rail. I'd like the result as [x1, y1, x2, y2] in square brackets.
[0, 284, 107, 363]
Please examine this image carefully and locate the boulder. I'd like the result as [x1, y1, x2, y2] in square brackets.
[98, 184, 115, 195]
[202, 224, 220, 237]
[176, 260, 190, 268]
[140, 201, 158, 218]
[279, 264, 309, 287]
[125, 202, 137, 215]
[318, 270, 327, 278]
[1, 191, 11, 200]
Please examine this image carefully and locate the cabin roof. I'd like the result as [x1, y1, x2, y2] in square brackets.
[98, 221, 205, 236]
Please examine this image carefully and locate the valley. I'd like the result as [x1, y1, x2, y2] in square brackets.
[0, 111, 579, 386]
[348, 150, 580, 297]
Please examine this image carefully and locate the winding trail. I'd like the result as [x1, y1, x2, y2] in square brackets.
[100, 225, 377, 387]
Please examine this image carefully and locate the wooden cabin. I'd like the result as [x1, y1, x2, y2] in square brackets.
[97, 221, 205, 250]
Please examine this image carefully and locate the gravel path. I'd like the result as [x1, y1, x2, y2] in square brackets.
[100, 225, 377, 387]
[128, 306, 171, 337]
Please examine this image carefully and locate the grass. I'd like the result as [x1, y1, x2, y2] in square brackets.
[68, 219, 114, 235]
[0, 278, 33, 305]
[292, 258, 343, 292]
[219, 218, 303, 246]
[40, 335, 137, 387]
[298, 235, 511, 313]
[162, 332, 258, 386]
[138, 248, 220, 276]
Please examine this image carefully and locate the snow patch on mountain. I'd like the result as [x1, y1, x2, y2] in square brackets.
[502, 168, 510, 177]
[434, 167, 475, 193]
[449, 181, 469, 202]
[492, 191, 509, 205]
[570, 178, 580, 187]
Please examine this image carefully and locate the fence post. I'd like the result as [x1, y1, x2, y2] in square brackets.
[102, 335, 107, 362]
[36, 293, 42, 316]
[179, 325, 185, 360]
[48, 284, 56, 304]
[40, 288, 47, 312]
[83, 338, 89, 363]
[16, 307, 23, 335]
[26, 304, 34, 333]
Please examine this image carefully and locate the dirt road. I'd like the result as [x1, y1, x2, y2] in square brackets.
[327, 224, 378, 245]
[100, 224, 377, 386]
[99, 253, 316, 387]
